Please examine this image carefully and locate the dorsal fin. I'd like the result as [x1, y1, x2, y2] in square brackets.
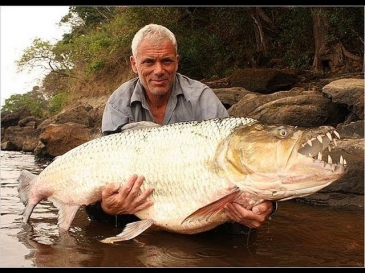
[122, 121, 161, 132]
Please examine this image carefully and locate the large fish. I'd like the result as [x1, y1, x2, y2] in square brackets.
[17, 117, 347, 244]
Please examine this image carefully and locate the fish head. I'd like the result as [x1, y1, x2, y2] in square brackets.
[226, 122, 348, 201]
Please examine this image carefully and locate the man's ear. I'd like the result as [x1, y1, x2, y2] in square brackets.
[130, 56, 138, 73]
[176, 54, 180, 70]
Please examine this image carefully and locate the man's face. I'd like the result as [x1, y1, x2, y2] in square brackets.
[130, 38, 179, 97]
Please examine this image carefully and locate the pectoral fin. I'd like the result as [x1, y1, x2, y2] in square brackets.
[181, 186, 241, 224]
[100, 219, 154, 244]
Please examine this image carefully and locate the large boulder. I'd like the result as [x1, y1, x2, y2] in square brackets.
[322, 78, 364, 122]
[35, 122, 102, 158]
[0, 107, 31, 128]
[227, 68, 300, 94]
[227, 88, 345, 127]
[54, 105, 96, 127]
[299, 138, 364, 207]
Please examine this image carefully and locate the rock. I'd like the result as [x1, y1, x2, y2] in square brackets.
[2, 125, 40, 151]
[18, 116, 43, 128]
[227, 88, 345, 127]
[227, 68, 300, 94]
[298, 138, 364, 207]
[38, 122, 97, 157]
[322, 78, 364, 122]
[55, 105, 96, 127]
[1, 108, 31, 128]
[1, 141, 18, 151]
[23, 139, 40, 152]
[336, 120, 364, 139]
[213, 87, 251, 109]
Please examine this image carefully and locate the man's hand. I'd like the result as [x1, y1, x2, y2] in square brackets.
[224, 201, 274, 229]
[100, 174, 154, 215]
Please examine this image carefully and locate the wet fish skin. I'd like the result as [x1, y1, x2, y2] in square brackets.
[17, 117, 347, 243]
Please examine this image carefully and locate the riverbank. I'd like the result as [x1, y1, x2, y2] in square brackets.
[1, 69, 364, 208]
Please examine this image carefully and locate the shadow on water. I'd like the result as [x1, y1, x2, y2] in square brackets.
[1, 151, 364, 267]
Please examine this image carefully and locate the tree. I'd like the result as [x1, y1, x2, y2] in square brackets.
[16, 38, 73, 77]
[1, 89, 48, 118]
[311, 7, 363, 73]
[12, 6, 363, 115]
[247, 7, 279, 53]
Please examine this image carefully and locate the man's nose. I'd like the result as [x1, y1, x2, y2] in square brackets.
[154, 61, 164, 74]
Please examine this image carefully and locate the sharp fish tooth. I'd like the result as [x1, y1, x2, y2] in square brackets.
[308, 153, 312, 157]
[340, 155, 344, 164]
[328, 155, 332, 164]
[326, 132, 333, 141]
[318, 151, 322, 161]
[334, 130, 340, 139]
[317, 135, 323, 143]
[328, 145, 332, 152]
[344, 159, 347, 165]
[333, 138, 338, 146]
[307, 139, 313, 146]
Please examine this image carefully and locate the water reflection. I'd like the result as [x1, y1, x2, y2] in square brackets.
[1, 151, 364, 267]
[14, 207, 260, 267]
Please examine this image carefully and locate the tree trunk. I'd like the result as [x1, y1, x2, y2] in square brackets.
[247, 7, 279, 67]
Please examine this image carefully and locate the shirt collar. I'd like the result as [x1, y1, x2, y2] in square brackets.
[130, 75, 183, 107]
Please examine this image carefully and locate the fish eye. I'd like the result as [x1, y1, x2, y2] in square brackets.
[278, 128, 287, 137]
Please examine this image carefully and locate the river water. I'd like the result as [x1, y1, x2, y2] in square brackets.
[0, 150, 363, 267]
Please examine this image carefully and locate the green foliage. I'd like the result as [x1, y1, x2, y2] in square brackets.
[64, 7, 137, 80]
[1, 93, 46, 118]
[283, 48, 314, 69]
[69, 6, 117, 28]
[175, 7, 254, 79]
[273, 7, 314, 69]
[1, 88, 69, 118]
[10, 6, 363, 116]
[16, 38, 54, 73]
[326, 7, 364, 54]
[48, 92, 69, 115]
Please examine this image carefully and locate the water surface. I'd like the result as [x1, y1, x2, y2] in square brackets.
[1, 151, 363, 267]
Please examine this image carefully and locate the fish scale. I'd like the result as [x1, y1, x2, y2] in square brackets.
[17, 117, 347, 243]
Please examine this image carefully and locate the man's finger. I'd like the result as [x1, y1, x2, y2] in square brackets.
[125, 174, 139, 187]
[132, 200, 154, 213]
[137, 188, 154, 199]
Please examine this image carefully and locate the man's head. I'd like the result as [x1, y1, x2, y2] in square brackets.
[130, 24, 180, 97]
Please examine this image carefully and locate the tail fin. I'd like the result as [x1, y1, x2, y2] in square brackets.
[17, 170, 37, 205]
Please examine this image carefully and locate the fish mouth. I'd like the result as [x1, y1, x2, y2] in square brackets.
[267, 126, 349, 201]
[297, 127, 347, 173]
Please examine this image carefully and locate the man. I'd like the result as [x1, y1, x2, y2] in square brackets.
[86, 23, 276, 233]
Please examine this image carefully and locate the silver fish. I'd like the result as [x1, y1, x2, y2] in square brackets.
[17, 117, 347, 243]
